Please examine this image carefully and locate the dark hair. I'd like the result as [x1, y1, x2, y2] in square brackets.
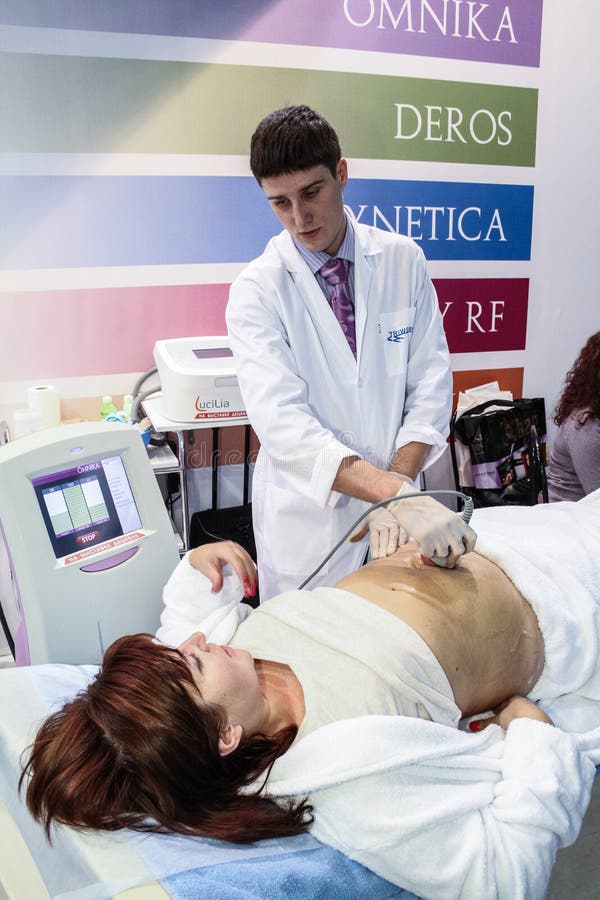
[20, 633, 312, 843]
[554, 331, 600, 426]
[250, 105, 341, 181]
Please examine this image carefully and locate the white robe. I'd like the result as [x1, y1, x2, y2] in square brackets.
[156, 490, 600, 900]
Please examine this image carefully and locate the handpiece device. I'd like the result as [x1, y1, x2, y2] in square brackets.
[428, 493, 474, 567]
[298, 490, 474, 589]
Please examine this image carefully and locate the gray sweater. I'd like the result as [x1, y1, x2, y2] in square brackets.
[547, 410, 600, 501]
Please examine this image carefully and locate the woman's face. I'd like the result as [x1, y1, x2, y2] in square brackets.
[178, 632, 265, 732]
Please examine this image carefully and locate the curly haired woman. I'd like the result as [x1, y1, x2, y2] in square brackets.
[548, 331, 600, 501]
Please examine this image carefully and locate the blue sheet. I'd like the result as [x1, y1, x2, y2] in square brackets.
[162, 844, 419, 899]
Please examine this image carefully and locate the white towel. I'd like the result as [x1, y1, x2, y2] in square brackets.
[472, 490, 600, 710]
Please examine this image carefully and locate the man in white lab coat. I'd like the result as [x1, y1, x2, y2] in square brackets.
[226, 106, 474, 599]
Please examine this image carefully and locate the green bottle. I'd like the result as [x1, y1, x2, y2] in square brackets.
[100, 395, 117, 419]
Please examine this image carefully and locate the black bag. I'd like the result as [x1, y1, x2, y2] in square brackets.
[189, 425, 259, 605]
[450, 398, 548, 508]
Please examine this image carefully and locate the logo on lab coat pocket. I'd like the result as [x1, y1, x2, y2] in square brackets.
[387, 326, 414, 342]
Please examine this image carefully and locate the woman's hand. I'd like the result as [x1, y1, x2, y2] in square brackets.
[188, 541, 257, 597]
[469, 696, 554, 732]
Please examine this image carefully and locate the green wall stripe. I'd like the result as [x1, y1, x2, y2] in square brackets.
[0, 53, 537, 166]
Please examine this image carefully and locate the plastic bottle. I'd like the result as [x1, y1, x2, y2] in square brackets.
[100, 395, 117, 419]
[122, 393, 134, 422]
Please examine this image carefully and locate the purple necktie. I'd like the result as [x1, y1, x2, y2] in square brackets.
[319, 257, 357, 357]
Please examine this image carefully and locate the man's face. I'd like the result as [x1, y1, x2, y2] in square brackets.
[261, 160, 348, 257]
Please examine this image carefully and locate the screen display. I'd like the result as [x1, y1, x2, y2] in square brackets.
[32, 455, 142, 559]
[192, 347, 232, 359]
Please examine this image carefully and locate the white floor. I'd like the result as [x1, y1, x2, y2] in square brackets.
[547, 776, 600, 898]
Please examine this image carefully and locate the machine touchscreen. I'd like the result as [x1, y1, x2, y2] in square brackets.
[32, 455, 142, 559]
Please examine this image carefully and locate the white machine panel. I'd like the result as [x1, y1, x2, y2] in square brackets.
[0, 422, 180, 665]
[154, 336, 246, 423]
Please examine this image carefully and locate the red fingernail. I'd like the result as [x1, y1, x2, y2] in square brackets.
[469, 720, 482, 732]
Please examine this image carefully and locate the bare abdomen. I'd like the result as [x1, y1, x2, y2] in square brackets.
[335, 546, 545, 717]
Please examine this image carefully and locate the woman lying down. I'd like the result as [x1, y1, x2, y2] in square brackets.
[22, 490, 600, 900]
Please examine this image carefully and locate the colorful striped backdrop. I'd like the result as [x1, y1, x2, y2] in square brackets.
[1, 0, 542, 434]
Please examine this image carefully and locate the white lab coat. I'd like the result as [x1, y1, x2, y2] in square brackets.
[226, 220, 451, 599]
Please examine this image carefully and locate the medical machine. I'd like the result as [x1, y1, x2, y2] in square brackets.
[154, 336, 246, 423]
[0, 422, 180, 666]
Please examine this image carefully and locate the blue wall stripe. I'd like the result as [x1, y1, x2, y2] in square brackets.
[0, 176, 532, 269]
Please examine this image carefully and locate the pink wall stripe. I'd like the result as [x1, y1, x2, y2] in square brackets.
[1, 284, 229, 380]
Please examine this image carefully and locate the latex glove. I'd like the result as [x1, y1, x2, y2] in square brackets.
[349, 473, 414, 548]
[388, 489, 477, 567]
[366, 507, 409, 559]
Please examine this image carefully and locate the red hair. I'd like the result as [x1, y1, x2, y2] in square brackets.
[20, 633, 312, 842]
[554, 331, 600, 426]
